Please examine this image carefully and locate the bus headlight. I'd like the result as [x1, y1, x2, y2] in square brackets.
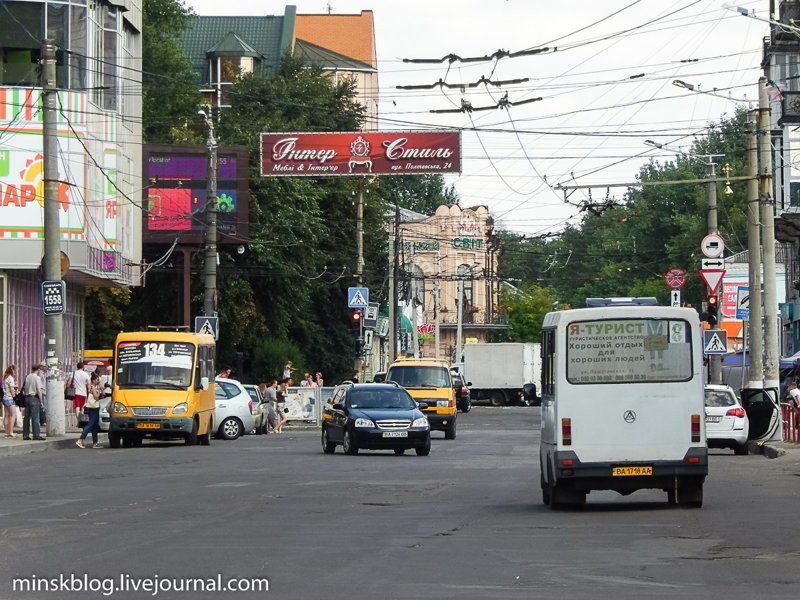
[112, 402, 128, 415]
[173, 402, 188, 415]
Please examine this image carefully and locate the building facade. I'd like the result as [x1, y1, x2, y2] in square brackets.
[0, 0, 142, 370]
[181, 5, 379, 128]
[397, 204, 503, 362]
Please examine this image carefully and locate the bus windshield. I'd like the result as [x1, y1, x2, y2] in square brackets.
[387, 365, 451, 388]
[566, 318, 692, 384]
[116, 341, 195, 390]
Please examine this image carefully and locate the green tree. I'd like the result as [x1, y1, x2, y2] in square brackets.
[142, 0, 201, 143]
[84, 287, 131, 348]
[379, 174, 459, 216]
[497, 284, 557, 342]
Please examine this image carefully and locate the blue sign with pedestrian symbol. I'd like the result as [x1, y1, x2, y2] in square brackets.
[348, 287, 369, 308]
[703, 329, 727, 355]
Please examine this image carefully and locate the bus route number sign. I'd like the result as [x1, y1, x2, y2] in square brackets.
[664, 268, 686, 290]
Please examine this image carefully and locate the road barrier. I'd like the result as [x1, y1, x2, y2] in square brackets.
[284, 387, 335, 427]
[781, 403, 799, 444]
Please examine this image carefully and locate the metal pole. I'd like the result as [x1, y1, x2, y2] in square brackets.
[42, 39, 65, 436]
[746, 110, 763, 390]
[356, 182, 364, 284]
[434, 254, 441, 359]
[202, 112, 218, 318]
[758, 77, 782, 441]
[387, 211, 396, 368]
[706, 160, 723, 385]
[455, 278, 464, 365]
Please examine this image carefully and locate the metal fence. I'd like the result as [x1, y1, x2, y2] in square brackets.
[782, 403, 799, 444]
[283, 386, 335, 427]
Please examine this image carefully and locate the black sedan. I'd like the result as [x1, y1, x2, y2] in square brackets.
[321, 383, 431, 456]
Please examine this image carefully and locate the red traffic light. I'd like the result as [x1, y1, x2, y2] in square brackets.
[351, 310, 362, 322]
[707, 295, 718, 306]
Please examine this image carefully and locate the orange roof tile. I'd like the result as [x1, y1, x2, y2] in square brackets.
[295, 11, 375, 68]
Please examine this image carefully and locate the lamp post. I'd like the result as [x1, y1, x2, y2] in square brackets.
[198, 109, 218, 319]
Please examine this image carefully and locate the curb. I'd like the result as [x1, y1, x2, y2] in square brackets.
[748, 440, 787, 459]
[0, 436, 79, 458]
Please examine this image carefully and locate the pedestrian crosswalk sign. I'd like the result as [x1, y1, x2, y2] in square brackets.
[348, 287, 369, 308]
[703, 329, 727, 355]
[194, 316, 219, 340]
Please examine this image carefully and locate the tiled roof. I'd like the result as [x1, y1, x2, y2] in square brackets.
[181, 12, 293, 84]
[295, 11, 376, 68]
[207, 31, 262, 57]
[295, 39, 374, 72]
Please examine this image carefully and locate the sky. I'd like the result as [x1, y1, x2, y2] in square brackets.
[185, 0, 771, 237]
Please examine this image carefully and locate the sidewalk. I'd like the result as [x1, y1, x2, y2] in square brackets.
[748, 439, 800, 459]
[0, 422, 96, 458]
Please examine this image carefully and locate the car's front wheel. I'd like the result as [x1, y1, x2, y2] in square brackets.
[321, 428, 336, 454]
[343, 429, 359, 455]
[217, 417, 243, 440]
[416, 435, 431, 456]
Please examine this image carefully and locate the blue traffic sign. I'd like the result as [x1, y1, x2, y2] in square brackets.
[736, 286, 749, 320]
[347, 287, 369, 308]
[195, 316, 219, 340]
[703, 329, 727, 355]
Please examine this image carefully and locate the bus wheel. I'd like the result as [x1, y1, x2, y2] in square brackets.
[132, 435, 143, 448]
[109, 432, 121, 449]
[540, 475, 552, 506]
[185, 419, 199, 445]
[550, 483, 586, 510]
[122, 435, 134, 448]
[677, 481, 703, 508]
[198, 417, 212, 446]
[667, 488, 677, 506]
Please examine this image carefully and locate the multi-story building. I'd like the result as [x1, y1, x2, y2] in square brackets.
[181, 5, 379, 128]
[0, 0, 142, 370]
[397, 204, 504, 362]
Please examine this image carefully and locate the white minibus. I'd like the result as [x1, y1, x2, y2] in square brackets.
[539, 299, 707, 508]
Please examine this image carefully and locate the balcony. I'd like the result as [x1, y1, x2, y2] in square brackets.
[437, 312, 508, 330]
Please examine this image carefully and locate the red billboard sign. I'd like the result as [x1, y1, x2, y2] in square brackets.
[260, 131, 461, 177]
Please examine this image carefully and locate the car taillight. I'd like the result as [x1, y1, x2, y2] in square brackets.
[691, 414, 701, 442]
[726, 407, 746, 418]
[561, 417, 572, 446]
[248, 401, 253, 413]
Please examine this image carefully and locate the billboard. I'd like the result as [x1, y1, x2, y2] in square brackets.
[260, 131, 461, 177]
[143, 144, 249, 245]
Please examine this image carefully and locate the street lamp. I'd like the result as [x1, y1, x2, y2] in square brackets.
[198, 109, 218, 318]
[672, 79, 750, 104]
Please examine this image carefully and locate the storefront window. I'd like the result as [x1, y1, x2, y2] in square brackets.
[0, 1, 43, 86]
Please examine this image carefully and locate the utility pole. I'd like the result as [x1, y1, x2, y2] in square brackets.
[758, 77, 782, 441]
[434, 252, 441, 359]
[746, 110, 763, 391]
[200, 110, 218, 318]
[390, 204, 400, 362]
[41, 39, 65, 436]
[455, 277, 464, 365]
[355, 181, 365, 380]
[387, 211, 395, 369]
[705, 156, 724, 385]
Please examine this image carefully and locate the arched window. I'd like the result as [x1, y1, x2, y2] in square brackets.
[457, 264, 474, 322]
[403, 263, 425, 310]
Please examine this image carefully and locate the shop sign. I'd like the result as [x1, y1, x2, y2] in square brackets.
[452, 238, 483, 249]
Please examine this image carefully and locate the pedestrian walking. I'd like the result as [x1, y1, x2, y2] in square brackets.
[274, 379, 288, 433]
[70, 362, 91, 425]
[261, 379, 279, 433]
[76, 372, 103, 448]
[22, 364, 45, 440]
[3, 365, 18, 438]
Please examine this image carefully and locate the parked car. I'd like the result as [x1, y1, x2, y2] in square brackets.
[321, 382, 431, 456]
[214, 378, 256, 440]
[704, 384, 749, 455]
[242, 384, 269, 434]
[451, 371, 472, 413]
[371, 371, 386, 383]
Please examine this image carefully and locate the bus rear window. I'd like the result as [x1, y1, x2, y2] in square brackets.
[566, 319, 692, 384]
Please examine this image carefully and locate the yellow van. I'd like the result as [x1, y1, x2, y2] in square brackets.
[386, 358, 458, 439]
[108, 328, 216, 448]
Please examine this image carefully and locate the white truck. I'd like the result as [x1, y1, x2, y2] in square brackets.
[461, 343, 541, 406]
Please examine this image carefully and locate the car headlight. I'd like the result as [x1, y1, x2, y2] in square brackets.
[173, 402, 188, 415]
[411, 417, 429, 428]
[112, 402, 127, 415]
[354, 418, 375, 428]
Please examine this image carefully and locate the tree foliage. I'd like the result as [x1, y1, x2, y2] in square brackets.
[379, 175, 459, 215]
[496, 284, 557, 342]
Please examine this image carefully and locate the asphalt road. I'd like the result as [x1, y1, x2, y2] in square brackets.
[1, 407, 799, 600]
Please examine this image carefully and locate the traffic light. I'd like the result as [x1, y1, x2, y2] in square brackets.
[706, 295, 718, 327]
[350, 309, 362, 324]
[355, 337, 365, 356]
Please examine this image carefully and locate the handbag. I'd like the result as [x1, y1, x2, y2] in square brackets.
[13, 392, 25, 408]
[65, 371, 76, 400]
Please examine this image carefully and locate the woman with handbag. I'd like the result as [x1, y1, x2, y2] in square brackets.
[75, 372, 103, 448]
[2, 365, 18, 438]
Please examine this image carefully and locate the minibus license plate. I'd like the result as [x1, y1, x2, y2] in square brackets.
[382, 431, 408, 438]
[136, 423, 160, 429]
[612, 466, 652, 476]
[437, 401, 448, 407]
[705, 416, 721, 423]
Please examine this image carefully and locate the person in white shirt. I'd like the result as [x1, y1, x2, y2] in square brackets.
[69, 362, 92, 420]
[788, 381, 800, 409]
[3, 364, 18, 438]
[22, 364, 45, 440]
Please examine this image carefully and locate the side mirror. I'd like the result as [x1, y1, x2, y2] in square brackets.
[467, 382, 472, 387]
[200, 377, 209, 391]
[417, 401, 428, 410]
[332, 402, 344, 411]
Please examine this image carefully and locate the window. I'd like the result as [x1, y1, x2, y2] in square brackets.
[565, 318, 693, 384]
[116, 341, 195, 389]
[541, 329, 555, 397]
[348, 388, 415, 410]
[386, 365, 450, 388]
[0, 1, 43, 86]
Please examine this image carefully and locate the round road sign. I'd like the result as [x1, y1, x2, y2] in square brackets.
[664, 268, 686, 289]
[701, 233, 725, 258]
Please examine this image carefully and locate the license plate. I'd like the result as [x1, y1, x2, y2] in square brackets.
[382, 431, 408, 438]
[136, 423, 160, 429]
[437, 400, 448, 407]
[705, 416, 721, 423]
[612, 466, 653, 476]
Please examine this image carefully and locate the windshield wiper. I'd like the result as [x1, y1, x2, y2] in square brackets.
[406, 384, 438, 388]
[149, 382, 188, 390]
[120, 382, 186, 390]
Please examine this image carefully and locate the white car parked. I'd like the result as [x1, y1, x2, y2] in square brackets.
[214, 378, 256, 440]
[704, 384, 749, 455]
